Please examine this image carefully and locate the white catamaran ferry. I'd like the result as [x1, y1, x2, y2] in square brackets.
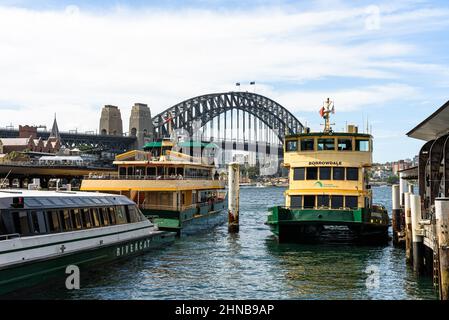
[0, 189, 176, 295]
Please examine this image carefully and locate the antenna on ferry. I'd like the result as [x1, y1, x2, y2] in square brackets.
[319, 98, 335, 133]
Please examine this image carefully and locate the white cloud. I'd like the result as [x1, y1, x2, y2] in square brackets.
[0, 3, 447, 134]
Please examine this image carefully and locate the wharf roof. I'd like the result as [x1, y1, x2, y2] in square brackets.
[407, 100, 449, 141]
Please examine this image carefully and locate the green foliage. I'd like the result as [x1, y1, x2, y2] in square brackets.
[387, 175, 399, 184]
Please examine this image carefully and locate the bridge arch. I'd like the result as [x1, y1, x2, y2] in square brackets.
[152, 91, 303, 143]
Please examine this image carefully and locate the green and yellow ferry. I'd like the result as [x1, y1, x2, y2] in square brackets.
[81, 140, 227, 236]
[267, 99, 389, 243]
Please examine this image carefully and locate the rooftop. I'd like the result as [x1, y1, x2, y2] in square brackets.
[407, 100, 449, 141]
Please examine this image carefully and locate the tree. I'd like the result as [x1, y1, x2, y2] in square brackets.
[387, 175, 399, 184]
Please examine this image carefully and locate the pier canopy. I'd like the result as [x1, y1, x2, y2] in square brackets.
[407, 100, 449, 141]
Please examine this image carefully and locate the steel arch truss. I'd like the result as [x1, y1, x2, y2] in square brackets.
[152, 91, 304, 142]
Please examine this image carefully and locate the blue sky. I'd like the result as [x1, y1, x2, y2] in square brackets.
[1, 0, 449, 162]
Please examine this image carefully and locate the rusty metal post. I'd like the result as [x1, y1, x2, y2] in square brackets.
[436, 198, 449, 300]
[228, 162, 240, 233]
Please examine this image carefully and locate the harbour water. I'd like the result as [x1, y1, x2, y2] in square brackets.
[21, 186, 437, 299]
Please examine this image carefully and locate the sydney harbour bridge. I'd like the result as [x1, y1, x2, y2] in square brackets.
[0, 91, 304, 168]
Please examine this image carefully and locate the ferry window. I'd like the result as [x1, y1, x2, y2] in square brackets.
[39, 198, 54, 206]
[124, 205, 132, 223]
[59, 210, 73, 231]
[317, 195, 330, 207]
[317, 138, 335, 151]
[331, 196, 344, 209]
[128, 205, 140, 223]
[136, 167, 145, 176]
[108, 207, 117, 225]
[346, 168, 359, 181]
[286, 140, 298, 152]
[90, 208, 101, 227]
[293, 168, 305, 180]
[92, 198, 103, 204]
[127, 166, 134, 176]
[30, 211, 47, 234]
[62, 198, 76, 205]
[333, 167, 345, 180]
[25, 198, 41, 207]
[51, 198, 65, 206]
[306, 167, 318, 180]
[300, 139, 314, 151]
[100, 207, 110, 226]
[147, 167, 156, 176]
[176, 167, 184, 176]
[0, 214, 6, 235]
[319, 167, 331, 180]
[99, 198, 110, 204]
[46, 211, 61, 233]
[70, 209, 82, 230]
[345, 196, 358, 209]
[355, 139, 370, 152]
[12, 211, 31, 235]
[115, 206, 128, 224]
[290, 195, 302, 208]
[338, 139, 352, 151]
[304, 195, 315, 209]
[81, 208, 92, 228]
[119, 167, 126, 176]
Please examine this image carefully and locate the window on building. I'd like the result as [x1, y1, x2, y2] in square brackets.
[319, 167, 331, 180]
[345, 196, 358, 209]
[300, 139, 314, 151]
[317, 195, 330, 207]
[355, 139, 370, 151]
[333, 167, 345, 180]
[46, 211, 61, 233]
[306, 167, 318, 180]
[338, 139, 352, 151]
[346, 168, 359, 181]
[286, 140, 298, 152]
[317, 138, 335, 151]
[293, 168, 305, 180]
[304, 195, 315, 208]
[331, 195, 344, 209]
[290, 195, 302, 208]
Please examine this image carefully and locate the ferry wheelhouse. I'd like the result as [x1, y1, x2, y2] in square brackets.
[267, 99, 389, 243]
[0, 190, 175, 295]
[80, 141, 227, 236]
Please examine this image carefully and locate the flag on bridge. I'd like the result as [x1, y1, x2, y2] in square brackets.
[319, 106, 325, 118]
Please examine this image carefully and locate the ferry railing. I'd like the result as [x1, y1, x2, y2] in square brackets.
[84, 174, 216, 181]
[140, 203, 199, 211]
[0, 233, 21, 240]
[286, 206, 357, 210]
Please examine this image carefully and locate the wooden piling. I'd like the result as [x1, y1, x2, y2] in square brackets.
[411, 194, 424, 274]
[392, 184, 401, 245]
[435, 197, 449, 300]
[404, 192, 412, 264]
[228, 162, 240, 233]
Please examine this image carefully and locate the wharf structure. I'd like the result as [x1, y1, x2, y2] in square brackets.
[392, 100, 449, 299]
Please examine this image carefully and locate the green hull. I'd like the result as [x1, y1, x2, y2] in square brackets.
[0, 232, 175, 296]
[143, 200, 226, 236]
[267, 206, 389, 244]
